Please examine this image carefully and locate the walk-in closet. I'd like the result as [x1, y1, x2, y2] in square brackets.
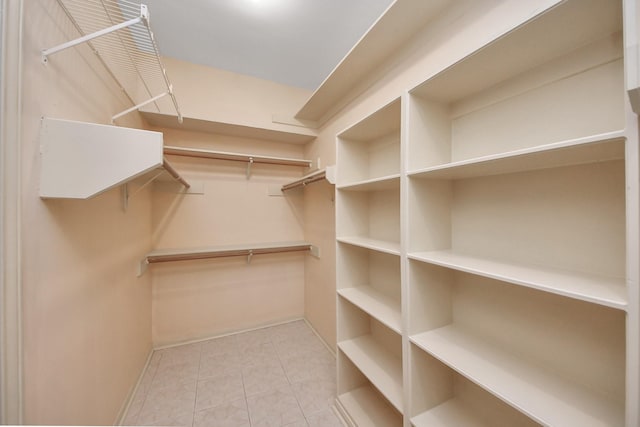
[1, 0, 639, 426]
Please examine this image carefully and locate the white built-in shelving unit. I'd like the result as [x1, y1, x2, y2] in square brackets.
[335, 0, 639, 426]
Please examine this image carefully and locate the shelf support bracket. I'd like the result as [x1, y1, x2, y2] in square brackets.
[246, 157, 254, 179]
[310, 245, 321, 259]
[41, 5, 147, 63]
[111, 91, 169, 124]
[247, 250, 254, 264]
[122, 170, 165, 211]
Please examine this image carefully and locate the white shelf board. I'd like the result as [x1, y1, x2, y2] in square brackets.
[164, 146, 312, 168]
[337, 237, 401, 256]
[338, 335, 403, 411]
[337, 174, 401, 191]
[338, 287, 402, 334]
[39, 117, 164, 199]
[411, 398, 489, 427]
[408, 250, 626, 310]
[337, 385, 402, 427]
[408, 131, 626, 180]
[141, 111, 316, 145]
[410, 0, 622, 103]
[295, 0, 452, 125]
[411, 325, 624, 427]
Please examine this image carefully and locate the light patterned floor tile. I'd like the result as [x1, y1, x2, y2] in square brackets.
[151, 360, 199, 389]
[198, 352, 244, 380]
[137, 382, 196, 426]
[281, 351, 335, 384]
[240, 341, 280, 367]
[156, 342, 202, 368]
[236, 327, 273, 350]
[193, 398, 250, 427]
[201, 335, 238, 357]
[291, 378, 336, 418]
[195, 372, 245, 412]
[247, 385, 306, 426]
[125, 320, 341, 426]
[242, 360, 289, 397]
[306, 409, 344, 427]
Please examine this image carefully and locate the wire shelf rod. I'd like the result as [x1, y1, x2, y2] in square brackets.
[44, 1, 182, 123]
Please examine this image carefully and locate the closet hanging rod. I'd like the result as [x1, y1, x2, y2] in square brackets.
[138, 241, 320, 275]
[145, 243, 313, 264]
[162, 157, 190, 189]
[163, 146, 312, 168]
[281, 169, 327, 191]
[43, 1, 183, 123]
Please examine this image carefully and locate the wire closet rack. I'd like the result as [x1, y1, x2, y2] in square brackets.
[42, 0, 182, 124]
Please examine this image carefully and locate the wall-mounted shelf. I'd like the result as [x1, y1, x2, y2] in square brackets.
[39, 117, 189, 199]
[42, 0, 181, 123]
[142, 111, 316, 145]
[294, 0, 452, 127]
[163, 145, 313, 179]
[280, 166, 336, 192]
[139, 241, 319, 276]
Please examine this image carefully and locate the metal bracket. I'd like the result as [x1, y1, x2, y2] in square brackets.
[137, 258, 149, 277]
[41, 6, 144, 63]
[247, 250, 254, 264]
[246, 157, 254, 179]
[121, 170, 165, 211]
[309, 245, 321, 259]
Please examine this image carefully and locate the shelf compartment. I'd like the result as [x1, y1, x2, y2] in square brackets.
[408, 159, 626, 283]
[337, 237, 400, 256]
[338, 299, 403, 413]
[408, 131, 625, 180]
[337, 243, 401, 333]
[409, 250, 626, 310]
[407, 0, 624, 173]
[411, 325, 623, 427]
[337, 385, 403, 427]
[339, 335, 403, 412]
[337, 99, 401, 186]
[39, 117, 189, 199]
[407, 260, 626, 400]
[337, 186, 400, 253]
[338, 288, 401, 334]
[410, 344, 539, 427]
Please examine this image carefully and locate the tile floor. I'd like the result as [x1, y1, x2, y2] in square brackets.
[123, 320, 344, 427]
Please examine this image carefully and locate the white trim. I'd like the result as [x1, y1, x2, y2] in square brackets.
[0, 0, 23, 424]
[115, 348, 153, 426]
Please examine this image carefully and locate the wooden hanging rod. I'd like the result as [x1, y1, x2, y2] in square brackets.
[164, 146, 312, 168]
[281, 169, 327, 191]
[138, 241, 319, 275]
[162, 157, 190, 188]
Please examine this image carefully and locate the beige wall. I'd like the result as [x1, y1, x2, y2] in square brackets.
[21, 1, 153, 424]
[150, 56, 313, 135]
[148, 127, 308, 346]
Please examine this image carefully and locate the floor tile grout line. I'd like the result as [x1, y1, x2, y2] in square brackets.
[190, 345, 204, 427]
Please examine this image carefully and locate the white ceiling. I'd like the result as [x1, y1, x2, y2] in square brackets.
[138, 0, 394, 91]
